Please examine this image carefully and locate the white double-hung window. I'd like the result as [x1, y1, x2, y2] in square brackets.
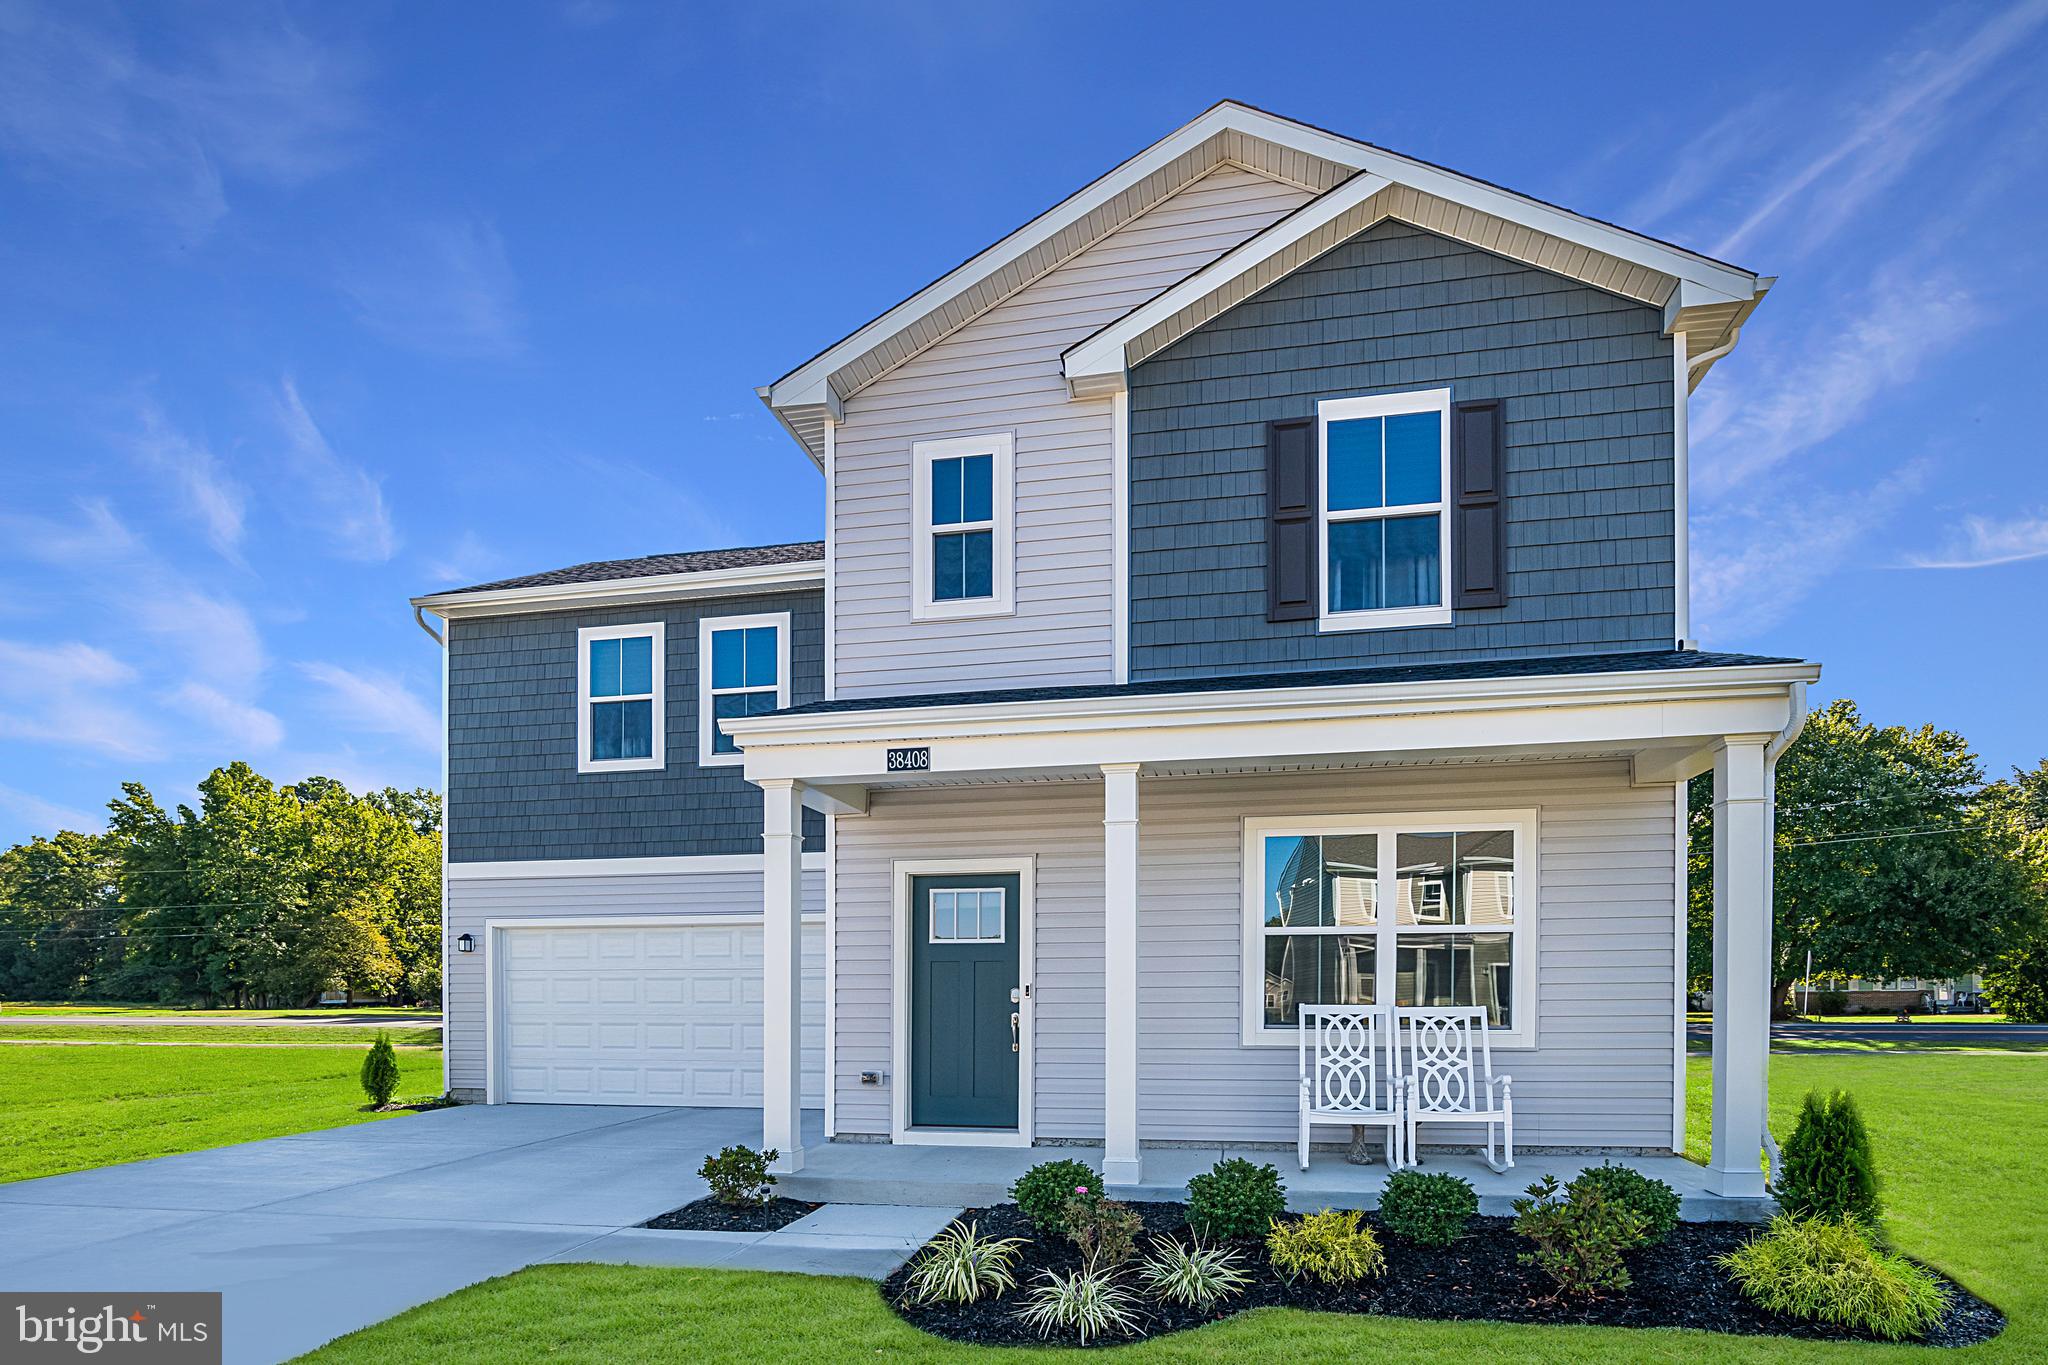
[1242, 811, 1533, 1047]
[577, 622, 665, 773]
[1318, 388, 1452, 630]
[697, 611, 791, 767]
[911, 432, 1014, 621]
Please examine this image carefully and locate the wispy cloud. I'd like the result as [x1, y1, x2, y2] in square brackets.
[1906, 508, 2048, 569]
[296, 662, 439, 752]
[273, 377, 398, 562]
[0, 782, 101, 836]
[337, 218, 525, 359]
[0, 4, 367, 239]
[1694, 462, 1930, 639]
[0, 638, 159, 759]
[424, 530, 498, 586]
[1711, 1, 2048, 259]
[1692, 261, 1982, 495]
[139, 588, 267, 688]
[129, 401, 247, 560]
[165, 681, 284, 751]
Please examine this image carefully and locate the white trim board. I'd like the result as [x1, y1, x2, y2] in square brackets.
[450, 853, 828, 880]
[889, 855, 1036, 1149]
[414, 560, 822, 619]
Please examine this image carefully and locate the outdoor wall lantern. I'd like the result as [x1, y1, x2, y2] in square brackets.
[456, 933, 475, 953]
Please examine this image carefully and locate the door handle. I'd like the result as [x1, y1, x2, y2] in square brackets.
[1010, 1012, 1021, 1053]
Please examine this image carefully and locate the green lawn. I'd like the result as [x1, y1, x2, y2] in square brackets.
[0, 1001, 439, 1020]
[304, 1053, 2037, 1363]
[0, 1023, 443, 1046]
[0, 1043, 444, 1183]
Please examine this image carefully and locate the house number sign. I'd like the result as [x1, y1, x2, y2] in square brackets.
[886, 746, 932, 772]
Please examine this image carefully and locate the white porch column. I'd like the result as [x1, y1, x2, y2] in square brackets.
[760, 778, 806, 1174]
[1709, 737, 1771, 1197]
[1101, 763, 1142, 1185]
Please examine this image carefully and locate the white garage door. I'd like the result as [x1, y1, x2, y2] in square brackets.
[498, 920, 824, 1107]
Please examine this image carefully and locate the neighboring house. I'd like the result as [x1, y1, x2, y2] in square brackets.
[414, 102, 1812, 1201]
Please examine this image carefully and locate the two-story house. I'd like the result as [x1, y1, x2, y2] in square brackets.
[414, 102, 1812, 1205]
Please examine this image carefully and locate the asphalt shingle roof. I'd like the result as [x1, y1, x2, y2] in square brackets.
[774, 649, 1804, 717]
[441, 540, 824, 595]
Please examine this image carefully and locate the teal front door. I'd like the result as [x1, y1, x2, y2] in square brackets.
[910, 873, 1021, 1129]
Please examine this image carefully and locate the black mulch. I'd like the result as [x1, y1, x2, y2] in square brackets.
[881, 1202, 2005, 1350]
[640, 1196, 822, 1233]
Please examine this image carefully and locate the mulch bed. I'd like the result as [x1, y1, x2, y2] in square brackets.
[882, 1202, 2004, 1349]
[640, 1196, 822, 1233]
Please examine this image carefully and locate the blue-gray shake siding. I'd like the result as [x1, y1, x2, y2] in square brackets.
[446, 589, 824, 862]
[1127, 220, 1677, 680]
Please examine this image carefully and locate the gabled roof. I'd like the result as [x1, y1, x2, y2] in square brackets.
[412, 541, 824, 617]
[761, 101, 1771, 463]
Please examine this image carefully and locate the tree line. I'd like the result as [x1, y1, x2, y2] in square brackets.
[0, 763, 441, 1007]
[1687, 699, 2048, 1021]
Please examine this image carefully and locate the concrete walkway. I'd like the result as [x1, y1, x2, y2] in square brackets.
[0, 1104, 938, 1365]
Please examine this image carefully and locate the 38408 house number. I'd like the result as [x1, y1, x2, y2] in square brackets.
[886, 746, 931, 772]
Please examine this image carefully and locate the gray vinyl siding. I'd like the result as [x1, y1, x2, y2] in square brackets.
[445, 863, 825, 1095]
[446, 591, 824, 862]
[1128, 220, 1677, 679]
[831, 761, 1679, 1151]
[831, 167, 1312, 699]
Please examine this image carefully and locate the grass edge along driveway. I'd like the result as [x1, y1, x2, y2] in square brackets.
[0, 1043, 443, 1183]
[303, 1052, 2038, 1364]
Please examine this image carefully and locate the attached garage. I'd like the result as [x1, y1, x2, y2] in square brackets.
[489, 919, 824, 1107]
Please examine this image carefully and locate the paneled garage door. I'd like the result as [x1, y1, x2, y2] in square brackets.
[497, 920, 824, 1106]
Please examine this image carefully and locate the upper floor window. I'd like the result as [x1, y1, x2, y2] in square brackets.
[1318, 389, 1453, 631]
[911, 432, 1014, 621]
[577, 622, 665, 774]
[698, 611, 791, 767]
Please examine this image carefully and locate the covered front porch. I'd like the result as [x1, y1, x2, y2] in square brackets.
[774, 1135, 1773, 1222]
[726, 652, 1817, 1208]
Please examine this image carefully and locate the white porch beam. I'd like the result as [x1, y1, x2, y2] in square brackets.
[1631, 742, 1715, 787]
[804, 783, 869, 818]
[1102, 763, 1142, 1184]
[1709, 737, 1771, 1198]
[761, 778, 807, 1173]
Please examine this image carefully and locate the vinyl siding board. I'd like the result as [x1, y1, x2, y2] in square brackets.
[1128, 221, 1678, 679]
[446, 591, 825, 861]
[445, 863, 825, 1094]
[831, 168, 1313, 699]
[830, 761, 1679, 1152]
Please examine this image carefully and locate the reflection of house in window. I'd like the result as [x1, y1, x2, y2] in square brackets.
[1417, 877, 1448, 922]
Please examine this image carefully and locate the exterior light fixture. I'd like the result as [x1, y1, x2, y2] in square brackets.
[456, 933, 475, 954]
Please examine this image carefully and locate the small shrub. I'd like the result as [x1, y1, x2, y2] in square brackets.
[1010, 1158, 1098, 1233]
[1266, 1208, 1386, 1285]
[1777, 1090, 1881, 1227]
[1186, 1157, 1287, 1240]
[1511, 1174, 1649, 1297]
[1137, 1235, 1251, 1310]
[1573, 1162, 1681, 1243]
[1377, 1169, 1478, 1246]
[1811, 989, 1849, 1016]
[1060, 1194, 1143, 1269]
[903, 1220, 1026, 1306]
[1014, 1265, 1142, 1344]
[697, 1144, 777, 1208]
[359, 1032, 399, 1107]
[1723, 1214, 1948, 1341]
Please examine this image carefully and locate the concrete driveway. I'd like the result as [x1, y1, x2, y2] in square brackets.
[0, 1104, 825, 1364]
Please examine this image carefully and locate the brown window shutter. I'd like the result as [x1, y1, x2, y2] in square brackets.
[1451, 399, 1507, 609]
[1266, 417, 1317, 622]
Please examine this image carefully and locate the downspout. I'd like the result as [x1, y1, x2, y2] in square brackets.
[414, 604, 444, 646]
[1758, 680, 1809, 1185]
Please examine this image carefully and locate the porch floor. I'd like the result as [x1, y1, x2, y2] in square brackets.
[778, 1139, 1773, 1223]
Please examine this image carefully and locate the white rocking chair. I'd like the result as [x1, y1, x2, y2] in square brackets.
[1298, 1006, 1406, 1172]
[1397, 1007, 1513, 1173]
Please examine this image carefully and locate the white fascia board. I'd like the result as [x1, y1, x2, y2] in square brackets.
[412, 561, 824, 620]
[725, 662, 1821, 782]
[450, 852, 828, 880]
[1063, 171, 1393, 386]
[761, 102, 1372, 413]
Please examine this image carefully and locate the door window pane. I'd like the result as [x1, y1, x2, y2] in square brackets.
[933, 891, 957, 940]
[1263, 934, 1376, 1026]
[930, 888, 1004, 942]
[1396, 932, 1513, 1029]
[978, 890, 1004, 939]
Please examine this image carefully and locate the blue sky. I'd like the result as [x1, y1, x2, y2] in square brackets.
[3, 1, 2046, 844]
